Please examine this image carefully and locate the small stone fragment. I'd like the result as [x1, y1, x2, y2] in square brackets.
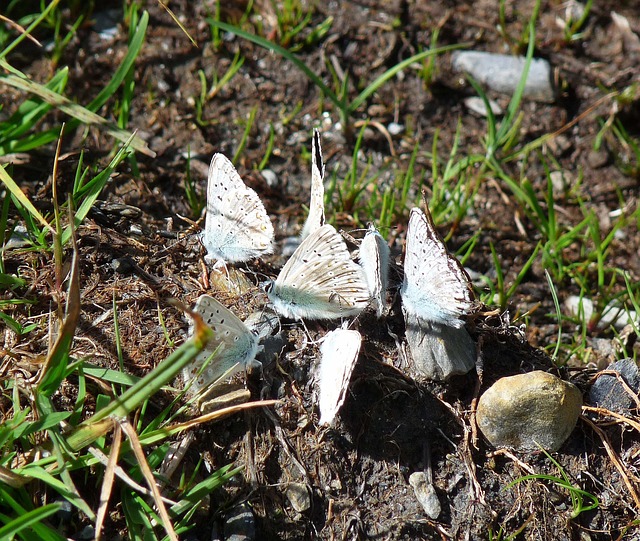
[565, 296, 638, 331]
[403, 309, 476, 381]
[589, 359, 640, 413]
[285, 482, 311, 512]
[409, 471, 441, 519]
[477, 371, 582, 451]
[463, 96, 503, 117]
[452, 51, 556, 103]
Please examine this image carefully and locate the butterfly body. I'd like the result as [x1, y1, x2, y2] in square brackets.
[266, 224, 370, 320]
[203, 153, 274, 263]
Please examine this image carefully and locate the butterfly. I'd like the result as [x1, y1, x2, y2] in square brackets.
[300, 129, 326, 240]
[317, 326, 362, 426]
[265, 224, 370, 320]
[400, 206, 474, 328]
[202, 153, 274, 263]
[183, 295, 259, 396]
[358, 224, 390, 318]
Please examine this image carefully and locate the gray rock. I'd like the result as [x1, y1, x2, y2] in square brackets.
[452, 51, 556, 103]
[477, 371, 582, 451]
[409, 471, 441, 519]
[565, 296, 638, 331]
[224, 503, 256, 541]
[285, 482, 311, 512]
[589, 359, 640, 413]
[403, 309, 475, 381]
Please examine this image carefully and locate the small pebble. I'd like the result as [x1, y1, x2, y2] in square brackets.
[409, 471, 441, 519]
[477, 371, 582, 451]
[463, 96, 503, 117]
[586, 148, 609, 169]
[261, 169, 278, 187]
[285, 482, 311, 512]
[387, 122, 404, 135]
[452, 51, 556, 103]
[565, 296, 638, 331]
[589, 358, 640, 413]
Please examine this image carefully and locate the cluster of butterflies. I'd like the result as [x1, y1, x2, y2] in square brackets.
[184, 130, 477, 425]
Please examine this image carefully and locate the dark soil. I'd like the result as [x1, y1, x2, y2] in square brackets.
[3, 1, 640, 540]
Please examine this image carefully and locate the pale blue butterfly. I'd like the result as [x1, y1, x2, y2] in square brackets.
[265, 224, 370, 320]
[358, 224, 390, 318]
[400, 207, 474, 328]
[203, 153, 274, 263]
[183, 295, 259, 396]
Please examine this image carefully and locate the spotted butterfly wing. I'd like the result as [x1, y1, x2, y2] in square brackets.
[300, 129, 326, 240]
[400, 207, 474, 328]
[203, 153, 274, 263]
[358, 224, 390, 318]
[265, 224, 370, 320]
[183, 295, 259, 395]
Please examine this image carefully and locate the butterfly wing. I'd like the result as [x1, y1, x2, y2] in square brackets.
[359, 224, 390, 318]
[268, 224, 370, 320]
[300, 129, 326, 240]
[401, 207, 473, 328]
[317, 328, 362, 425]
[183, 295, 259, 394]
[203, 153, 274, 263]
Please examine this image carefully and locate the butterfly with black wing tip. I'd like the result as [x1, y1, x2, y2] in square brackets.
[400, 206, 475, 328]
[202, 153, 274, 263]
[183, 295, 259, 395]
[264, 224, 370, 320]
[300, 129, 326, 240]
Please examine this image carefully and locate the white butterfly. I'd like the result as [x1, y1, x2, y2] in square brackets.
[300, 129, 325, 240]
[358, 224, 390, 318]
[400, 207, 474, 328]
[265, 224, 370, 320]
[202, 153, 274, 263]
[317, 326, 362, 426]
[183, 295, 259, 396]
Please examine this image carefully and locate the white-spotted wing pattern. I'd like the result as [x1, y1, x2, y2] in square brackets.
[265, 224, 370, 320]
[203, 153, 274, 263]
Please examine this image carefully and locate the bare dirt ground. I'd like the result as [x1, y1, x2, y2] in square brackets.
[4, 1, 640, 539]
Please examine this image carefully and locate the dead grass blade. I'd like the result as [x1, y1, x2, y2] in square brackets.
[119, 418, 178, 541]
[95, 422, 122, 541]
[581, 414, 640, 510]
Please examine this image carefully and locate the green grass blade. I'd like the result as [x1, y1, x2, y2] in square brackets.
[87, 11, 149, 113]
[347, 43, 469, 114]
[0, 65, 154, 157]
[0, 165, 54, 233]
[65, 316, 213, 451]
[206, 19, 342, 109]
